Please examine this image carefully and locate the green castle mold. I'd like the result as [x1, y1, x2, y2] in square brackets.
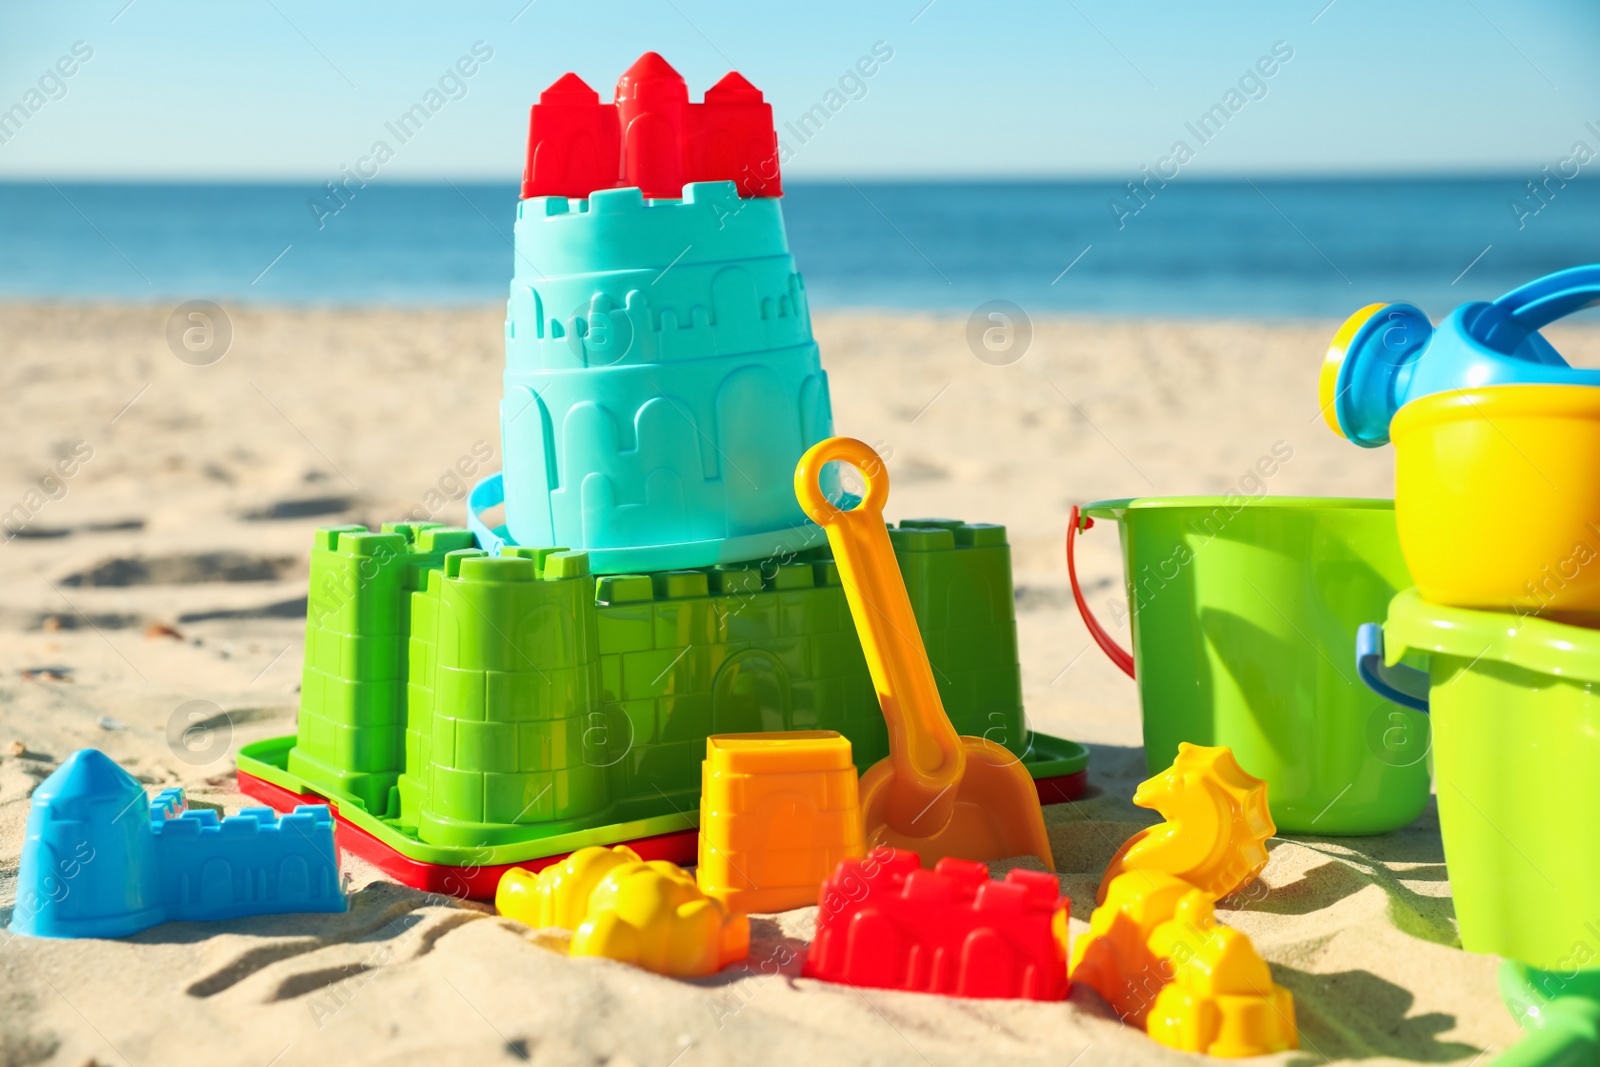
[889, 520, 1026, 757]
[242, 515, 1084, 868]
[290, 522, 475, 812]
[417, 547, 608, 846]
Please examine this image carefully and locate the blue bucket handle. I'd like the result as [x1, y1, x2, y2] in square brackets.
[467, 471, 508, 556]
[1356, 622, 1430, 713]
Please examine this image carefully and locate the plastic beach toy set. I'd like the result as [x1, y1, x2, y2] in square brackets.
[1066, 264, 1600, 1063]
[11, 50, 1600, 1064]
[1332, 271, 1600, 1067]
[225, 55, 1087, 897]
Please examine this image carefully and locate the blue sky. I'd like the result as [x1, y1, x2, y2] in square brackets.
[0, 0, 1596, 180]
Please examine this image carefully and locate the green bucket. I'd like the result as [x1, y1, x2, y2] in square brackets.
[1362, 588, 1600, 969]
[1070, 497, 1431, 834]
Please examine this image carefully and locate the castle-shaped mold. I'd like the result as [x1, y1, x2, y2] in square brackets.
[804, 849, 1071, 1000]
[238, 516, 1055, 885]
[521, 52, 782, 200]
[234, 55, 1089, 895]
[11, 749, 345, 938]
[484, 56, 834, 576]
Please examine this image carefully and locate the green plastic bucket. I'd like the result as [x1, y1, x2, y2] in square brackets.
[1363, 588, 1600, 969]
[1070, 497, 1431, 834]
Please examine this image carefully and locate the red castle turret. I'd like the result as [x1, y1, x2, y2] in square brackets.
[521, 73, 619, 201]
[521, 53, 782, 201]
[700, 71, 779, 194]
[615, 51, 689, 196]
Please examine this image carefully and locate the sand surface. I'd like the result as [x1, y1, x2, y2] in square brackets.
[4, 304, 1597, 1066]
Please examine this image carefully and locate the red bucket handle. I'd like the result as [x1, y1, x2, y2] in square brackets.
[1067, 505, 1135, 679]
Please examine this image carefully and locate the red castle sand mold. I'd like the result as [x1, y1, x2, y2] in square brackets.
[521, 52, 782, 200]
[803, 849, 1071, 1001]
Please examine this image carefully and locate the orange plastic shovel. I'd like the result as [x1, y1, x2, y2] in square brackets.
[793, 436, 1054, 871]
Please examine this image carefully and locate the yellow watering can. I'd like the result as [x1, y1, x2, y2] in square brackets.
[793, 436, 1054, 870]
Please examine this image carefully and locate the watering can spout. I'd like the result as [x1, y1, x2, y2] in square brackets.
[1319, 302, 1434, 446]
[1321, 264, 1600, 448]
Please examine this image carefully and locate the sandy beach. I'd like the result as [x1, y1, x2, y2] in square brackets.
[4, 303, 1597, 1066]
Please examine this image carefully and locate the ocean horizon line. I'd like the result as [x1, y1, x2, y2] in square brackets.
[2, 177, 1595, 316]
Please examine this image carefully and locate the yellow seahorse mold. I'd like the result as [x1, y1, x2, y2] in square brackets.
[1097, 743, 1275, 905]
[496, 845, 750, 978]
[1070, 871, 1298, 1058]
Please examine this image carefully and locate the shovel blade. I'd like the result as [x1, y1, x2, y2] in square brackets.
[859, 737, 1055, 871]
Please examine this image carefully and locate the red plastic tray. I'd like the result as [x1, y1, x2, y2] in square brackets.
[237, 768, 1087, 901]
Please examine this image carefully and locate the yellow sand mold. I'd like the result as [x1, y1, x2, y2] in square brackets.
[497, 845, 749, 977]
[1098, 742, 1274, 904]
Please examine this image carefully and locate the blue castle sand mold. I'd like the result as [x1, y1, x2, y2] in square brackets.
[10, 749, 346, 938]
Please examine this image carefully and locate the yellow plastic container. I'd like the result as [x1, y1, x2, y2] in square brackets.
[695, 731, 864, 914]
[1391, 384, 1600, 624]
